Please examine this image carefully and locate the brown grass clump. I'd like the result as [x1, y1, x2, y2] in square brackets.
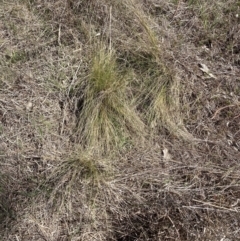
[0, 0, 240, 240]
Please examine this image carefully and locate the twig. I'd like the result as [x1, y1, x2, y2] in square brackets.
[167, 215, 180, 239]
[109, 6, 112, 51]
[233, 113, 240, 119]
[172, 0, 181, 18]
[58, 23, 61, 46]
[211, 104, 239, 119]
[192, 199, 238, 212]
[67, 62, 82, 96]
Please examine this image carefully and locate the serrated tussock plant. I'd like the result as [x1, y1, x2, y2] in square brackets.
[77, 46, 145, 153]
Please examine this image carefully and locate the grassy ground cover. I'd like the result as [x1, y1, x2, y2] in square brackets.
[0, 0, 240, 240]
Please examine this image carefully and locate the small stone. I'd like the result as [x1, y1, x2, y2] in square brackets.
[26, 102, 33, 111]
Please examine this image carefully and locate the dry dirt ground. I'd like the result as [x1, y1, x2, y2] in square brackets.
[0, 0, 240, 240]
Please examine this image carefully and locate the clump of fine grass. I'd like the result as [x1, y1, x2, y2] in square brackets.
[41, 151, 115, 240]
[77, 46, 145, 153]
[48, 151, 111, 199]
[123, 1, 192, 139]
[146, 68, 192, 139]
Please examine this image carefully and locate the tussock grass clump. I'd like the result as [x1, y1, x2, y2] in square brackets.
[113, 0, 193, 139]
[48, 151, 112, 201]
[146, 75, 193, 139]
[128, 22, 187, 137]
[34, 151, 115, 240]
[77, 46, 145, 153]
